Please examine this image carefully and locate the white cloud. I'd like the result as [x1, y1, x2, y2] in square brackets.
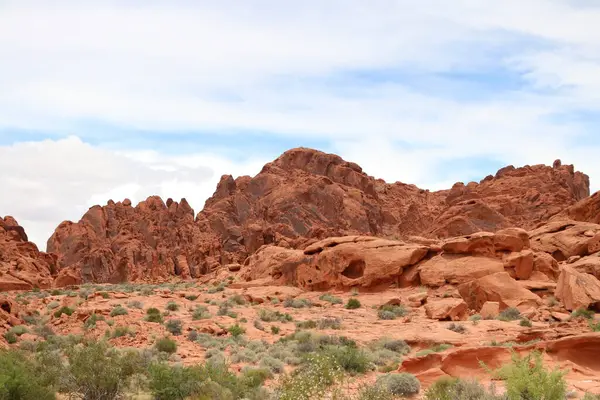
[2, 0, 600, 247]
[0, 136, 267, 249]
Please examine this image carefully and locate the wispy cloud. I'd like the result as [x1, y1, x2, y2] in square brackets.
[1, 0, 600, 246]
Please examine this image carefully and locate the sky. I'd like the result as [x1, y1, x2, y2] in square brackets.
[2, 0, 600, 249]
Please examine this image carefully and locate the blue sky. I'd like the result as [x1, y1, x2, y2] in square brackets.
[1, 0, 600, 247]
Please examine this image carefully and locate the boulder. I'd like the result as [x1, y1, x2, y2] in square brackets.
[555, 266, 600, 311]
[458, 272, 542, 311]
[425, 298, 468, 321]
[479, 301, 500, 319]
[419, 255, 504, 287]
[503, 250, 534, 280]
[530, 220, 600, 261]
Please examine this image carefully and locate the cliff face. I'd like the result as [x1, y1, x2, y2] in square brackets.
[21, 148, 593, 286]
[0, 216, 56, 291]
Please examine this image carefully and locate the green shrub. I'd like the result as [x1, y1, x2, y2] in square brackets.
[111, 326, 133, 338]
[185, 294, 199, 301]
[498, 307, 522, 322]
[3, 331, 17, 344]
[448, 323, 467, 334]
[47, 300, 60, 310]
[192, 305, 211, 320]
[62, 340, 144, 400]
[283, 298, 312, 308]
[127, 300, 144, 309]
[271, 326, 280, 334]
[486, 350, 567, 400]
[166, 301, 179, 311]
[241, 366, 272, 388]
[146, 307, 164, 323]
[345, 298, 361, 309]
[0, 349, 56, 399]
[318, 317, 342, 330]
[54, 306, 74, 318]
[51, 289, 62, 296]
[84, 313, 105, 330]
[356, 385, 394, 400]
[319, 293, 343, 305]
[155, 337, 178, 354]
[109, 305, 128, 317]
[228, 324, 246, 337]
[377, 304, 408, 320]
[259, 309, 292, 322]
[166, 319, 183, 336]
[98, 291, 110, 299]
[325, 345, 371, 374]
[376, 373, 420, 396]
[296, 320, 317, 329]
[9, 325, 28, 337]
[572, 308, 595, 320]
[425, 376, 504, 400]
[519, 318, 532, 327]
[259, 355, 285, 373]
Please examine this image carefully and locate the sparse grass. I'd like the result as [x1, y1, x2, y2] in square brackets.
[3, 331, 17, 344]
[127, 300, 144, 309]
[296, 320, 317, 329]
[230, 294, 246, 305]
[345, 298, 361, 310]
[165, 319, 183, 336]
[520, 318, 533, 327]
[416, 343, 453, 357]
[109, 305, 128, 317]
[318, 317, 342, 330]
[228, 324, 246, 337]
[111, 326, 134, 338]
[47, 300, 60, 310]
[192, 305, 211, 320]
[376, 373, 421, 396]
[320, 293, 343, 304]
[497, 307, 522, 322]
[470, 314, 482, 325]
[271, 326, 280, 335]
[377, 304, 408, 320]
[283, 298, 312, 308]
[145, 307, 164, 323]
[165, 301, 179, 311]
[54, 306, 74, 318]
[185, 294, 199, 301]
[448, 323, 467, 334]
[253, 319, 265, 331]
[259, 309, 293, 322]
[572, 308, 595, 320]
[155, 337, 177, 354]
[425, 377, 505, 400]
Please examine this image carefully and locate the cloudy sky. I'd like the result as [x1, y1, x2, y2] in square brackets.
[2, 0, 600, 248]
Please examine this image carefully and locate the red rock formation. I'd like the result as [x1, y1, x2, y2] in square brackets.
[48, 197, 221, 285]
[45, 148, 592, 285]
[0, 216, 56, 291]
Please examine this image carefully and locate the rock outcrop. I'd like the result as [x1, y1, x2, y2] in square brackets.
[0, 216, 56, 291]
[48, 197, 221, 285]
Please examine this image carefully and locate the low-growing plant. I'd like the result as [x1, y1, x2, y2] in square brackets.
[127, 300, 144, 309]
[319, 293, 343, 305]
[425, 377, 505, 400]
[448, 323, 467, 334]
[253, 319, 265, 331]
[318, 317, 342, 330]
[54, 306, 74, 318]
[519, 318, 533, 327]
[3, 331, 17, 344]
[259, 309, 293, 322]
[345, 298, 361, 309]
[296, 320, 317, 329]
[572, 308, 595, 320]
[166, 301, 179, 311]
[155, 337, 178, 354]
[192, 305, 211, 320]
[146, 307, 164, 323]
[377, 304, 408, 320]
[376, 372, 420, 396]
[497, 307, 522, 322]
[0, 349, 57, 399]
[185, 294, 199, 301]
[283, 298, 312, 308]
[166, 319, 183, 336]
[84, 313, 103, 330]
[47, 300, 60, 310]
[109, 305, 128, 317]
[271, 326, 280, 334]
[111, 326, 133, 338]
[228, 324, 246, 337]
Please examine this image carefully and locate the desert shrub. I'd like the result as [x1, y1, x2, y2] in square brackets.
[146, 307, 164, 323]
[61, 340, 144, 400]
[425, 376, 505, 400]
[497, 307, 522, 322]
[572, 308, 595, 320]
[98, 291, 110, 299]
[0, 349, 57, 399]
[376, 373, 420, 396]
[127, 300, 144, 309]
[319, 293, 343, 305]
[253, 319, 265, 331]
[111, 326, 133, 338]
[325, 345, 371, 374]
[355, 385, 394, 400]
[109, 305, 128, 317]
[377, 304, 408, 320]
[155, 337, 178, 354]
[47, 300, 60, 310]
[296, 320, 317, 329]
[318, 317, 342, 330]
[166, 301, 179, 312]
[470, 314, 482, 324]
[519, 318, 532, 327]
[187, 330, 199, 342]
[371, 338, 410, 354]
[9, 325, 28, 337]
[486, 350, 566, 400]
[166, 319, 183, 336]
[192, 305, 211, 320]
[3, 331, 17, 344]
[271, 326, 281, 334]
[185, 294, 199, 301]
[241, 366, 272, 388]
[583, 394, 600, 400]
[230, 294, 246, 305]
[54, 306, 74, 318]
[148, 363, 205, 400]
[283, 298, 312, 308]
[228, 324, 246, 338]
[274, 352, 344, 400]
[259, 309, 292, 322]
[34, 324, 56, 339]
[259, 355, 285, 373]
[84, 313, 105, 330]
[345, 298, 361, 309]
[448, 323, 467, 334]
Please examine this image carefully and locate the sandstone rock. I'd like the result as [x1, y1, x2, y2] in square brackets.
[479, 301, 500, 319]
[532, 252, 560, 280]
[425, 298, 468, 321]
[0, 216, 56, 290]
[226, 263, 242, 272]
[503, 250, 534, 280]
[555, 266, 600, 311]
[569, 254, 600, 280]
[407, 292, 428, 307]
[530, 220, 600, 261]
[458, 272, 542, 311]
[419, 255, 504, 287]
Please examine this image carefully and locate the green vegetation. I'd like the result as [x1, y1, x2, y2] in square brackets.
[572, 308, 595, 320]
[497, 307, 522, 322]
[145, 307, 164, 323]
[165, 319, 183, 336]
[377, 304, 408, 320]
[53, 306, 75, 318]
[155, 337, 178, 354]
[109, 305, 128, 317]
[319, 293, 343, 305]
[345, 298, 361, 309]
[165, 301, 180, 311]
